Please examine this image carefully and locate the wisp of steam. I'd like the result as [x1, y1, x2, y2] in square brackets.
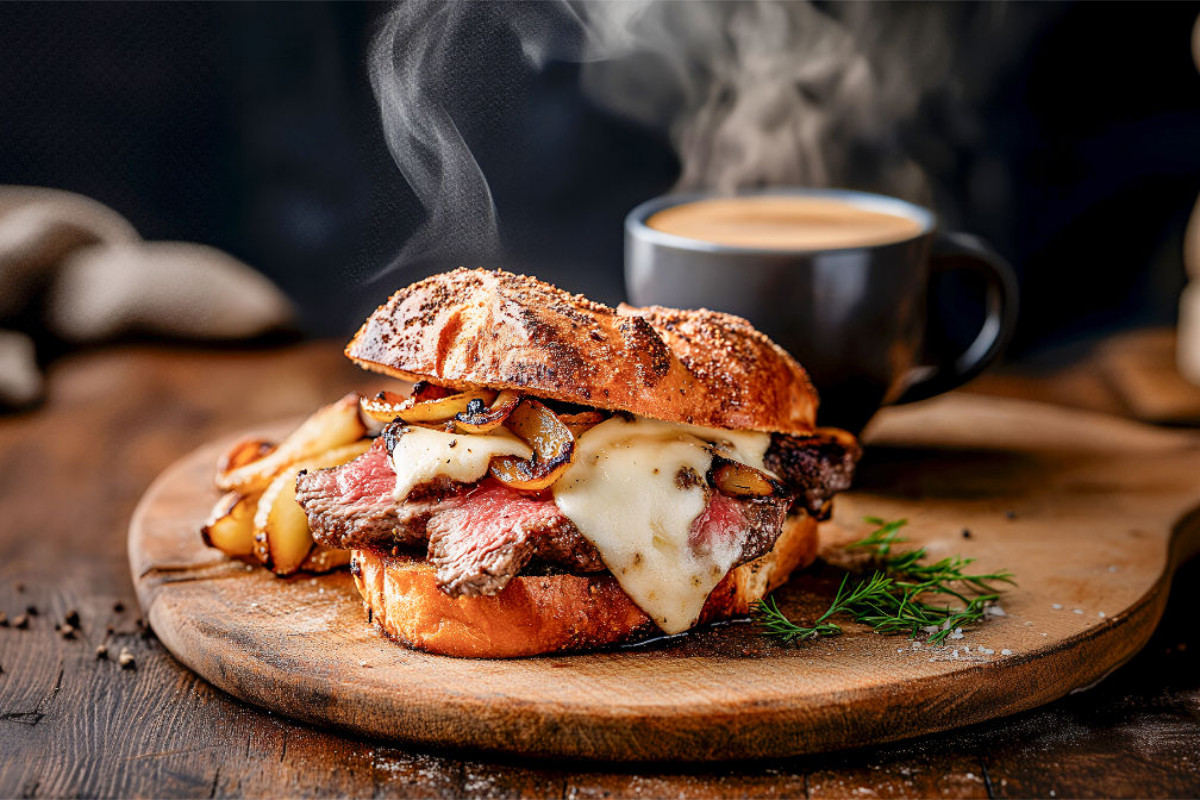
[368, 1, 1034, 280]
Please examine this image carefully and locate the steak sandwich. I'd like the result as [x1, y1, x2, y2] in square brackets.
[295, 268, 860, 657]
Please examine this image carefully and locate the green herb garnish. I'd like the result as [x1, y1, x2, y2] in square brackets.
[755, 517, 1015, 646]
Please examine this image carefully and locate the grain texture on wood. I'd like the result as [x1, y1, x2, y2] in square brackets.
[128, 393, 1200, 761]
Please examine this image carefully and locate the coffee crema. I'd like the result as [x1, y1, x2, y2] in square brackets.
[646, 196, 924, 250]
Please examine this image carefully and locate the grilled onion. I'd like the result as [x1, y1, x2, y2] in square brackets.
[359, 390, 412, 423]
[410, 380, 453, 403]
[360, 388, 496, 425]
[454, 390, 521, 433]
[216, 393, 367, 494]
[489, 398, 576, 491]
[710, 458, 780, 498]
[557, 410, 608, 438]
[217, 438, 276, 475]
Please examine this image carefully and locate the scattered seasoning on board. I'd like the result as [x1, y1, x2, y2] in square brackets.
[14, 583, 24, 593]
[961, 528, 971, 539]
[0, 611, 7, 627]
[118, 648, 135, 669]
[65, 609, 80, 627]
[12, 614, 28, 629]
[59, 624, 76, 640]
[113, 601, 125, 613]
[25, 605, 38, 616]
[95, 644, 108, 660]
[1004, 510, 1017, 520]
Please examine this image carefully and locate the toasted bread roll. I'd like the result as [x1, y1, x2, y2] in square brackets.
[346, 268, 817, 436]
[351, 511, 818, 658]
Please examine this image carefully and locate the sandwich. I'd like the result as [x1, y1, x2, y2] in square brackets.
[286, 268, 860, 657]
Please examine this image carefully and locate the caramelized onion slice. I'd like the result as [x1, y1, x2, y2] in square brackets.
[360, 388, 497, 425]
[216, 393, 366, 493]
[410, 380, 453, 403]
[489, 398, 576, 491]
[217, 438, 276, 475]
[557, 410, 608, 438]
[359, 390, 412, 423]
[454, 390, 521, 434]
[400, 389, 496, 423]
[710, 458, 782, 498]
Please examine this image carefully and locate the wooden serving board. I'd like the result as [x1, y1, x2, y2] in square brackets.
[128, 394, 1200, 762]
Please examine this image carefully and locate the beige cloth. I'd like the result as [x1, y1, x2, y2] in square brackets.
[0, 186, 294, 407]
[1179, 17, 1200, 385]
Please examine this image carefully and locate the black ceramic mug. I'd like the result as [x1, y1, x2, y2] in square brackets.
[624, 188, 1018, 432]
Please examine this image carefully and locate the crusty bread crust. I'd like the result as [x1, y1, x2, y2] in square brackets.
[346, 268, 817, 436]
[350, 512, 818, 658]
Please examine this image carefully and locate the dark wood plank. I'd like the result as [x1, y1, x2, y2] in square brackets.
[1, 343, 1198, 797]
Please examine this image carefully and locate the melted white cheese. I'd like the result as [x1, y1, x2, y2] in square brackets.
[388, 426, 531, 501]
[551, 416, 770, 634]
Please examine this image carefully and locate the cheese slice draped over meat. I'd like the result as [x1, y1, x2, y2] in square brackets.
[551, 416, 770, 634]
[388, 426, 532, 501]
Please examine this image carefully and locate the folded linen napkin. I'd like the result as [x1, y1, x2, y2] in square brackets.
[0, 186, 294, 408]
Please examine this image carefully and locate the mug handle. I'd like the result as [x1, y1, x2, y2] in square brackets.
[894, 231, 1019, 405]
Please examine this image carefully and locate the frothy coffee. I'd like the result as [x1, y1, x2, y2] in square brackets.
[646, 196, 924, 250]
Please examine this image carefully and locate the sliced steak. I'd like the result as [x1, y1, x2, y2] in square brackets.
[296, 438, 461, 551]
[690, 491, 789, 564]
[296, 441, 606, 582]
[766, 429, 861, 518]
[297, 434, 808, 599]
[426, 481, 604, 596]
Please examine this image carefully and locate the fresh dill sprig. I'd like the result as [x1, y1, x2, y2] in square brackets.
[755, 517, 1015, 646]
[755, 595, 842, 642]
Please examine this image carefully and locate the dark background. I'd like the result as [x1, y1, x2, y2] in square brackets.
[3, 1, 1199, 357]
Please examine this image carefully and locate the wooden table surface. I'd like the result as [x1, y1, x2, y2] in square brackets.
[1, 342, 1197, 798]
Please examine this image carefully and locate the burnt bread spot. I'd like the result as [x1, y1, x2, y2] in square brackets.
[618, 316, 672, 387]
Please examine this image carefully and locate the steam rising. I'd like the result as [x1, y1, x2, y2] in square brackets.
[369, 4, 503, 272]
[369, 1, 1027, 276]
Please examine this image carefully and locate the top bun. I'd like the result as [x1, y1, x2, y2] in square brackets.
[346, 268, 817, 435]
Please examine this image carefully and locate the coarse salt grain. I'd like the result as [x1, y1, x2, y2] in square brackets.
[1108, 566, 1118, 572]
[1098, 612, 1107, 619]
[948, 629, 964, 640]
[984, 605, 1007, 618]
[1001, 649, 1013, 655]
[923, 625, 940, 634]
[1073, 609, 1083, 615]
[980, 647, 995, 655]
[1052, 603, 1063, 610]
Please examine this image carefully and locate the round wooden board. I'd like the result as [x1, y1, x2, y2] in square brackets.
[129, 394, 1200, 762]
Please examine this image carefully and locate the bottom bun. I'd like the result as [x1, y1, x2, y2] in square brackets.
[350, 512, 819, 658]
